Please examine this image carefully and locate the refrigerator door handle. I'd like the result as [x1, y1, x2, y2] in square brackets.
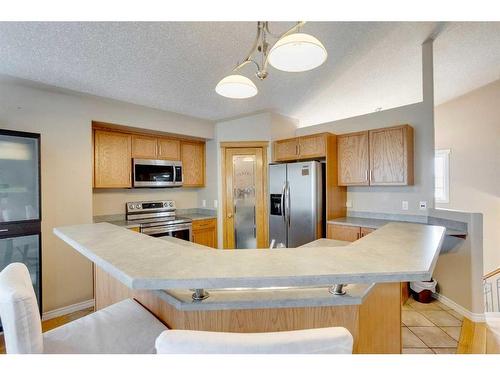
[285, 182, 291, 227]
[280, 182, 286, 222]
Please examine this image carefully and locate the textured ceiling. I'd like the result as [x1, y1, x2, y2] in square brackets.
[0, 22, 499, 126]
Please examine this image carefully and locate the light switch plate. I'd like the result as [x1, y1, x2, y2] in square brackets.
[346, 200, 352, 208]
[402, 201, 409, 210]
[202, 200, 206, 208]
[213, 200, 218, 209]
[419, 201, 427, 210]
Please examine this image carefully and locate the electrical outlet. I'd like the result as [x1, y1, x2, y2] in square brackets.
[202, 200, 206, 208]
[346, 200, 352, 208]
[402, 201, 409, 210]
[213, 200, 218, 209]
[419, 201, 427, 210]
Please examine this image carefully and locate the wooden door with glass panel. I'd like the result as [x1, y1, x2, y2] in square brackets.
[224, 147, 266, 249]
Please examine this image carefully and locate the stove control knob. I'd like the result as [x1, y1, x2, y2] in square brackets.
[164, 202, 169, 207]
[128, 204, 134, 210]
[135, 204, 141, 209]
[169, 202, 174, 207]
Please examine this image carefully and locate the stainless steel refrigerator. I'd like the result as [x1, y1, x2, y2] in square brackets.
[269, 161, 323, 248]
[0, 129, 41, 332]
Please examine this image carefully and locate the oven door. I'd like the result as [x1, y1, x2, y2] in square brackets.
[133, 159, 182, 187]
[141, 223, 192, 241]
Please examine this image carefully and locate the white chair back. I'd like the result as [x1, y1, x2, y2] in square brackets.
[0, 263, 43, 354]
[155, 327, 353, 354]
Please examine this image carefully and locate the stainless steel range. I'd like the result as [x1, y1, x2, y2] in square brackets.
[126, 200, 192, 241]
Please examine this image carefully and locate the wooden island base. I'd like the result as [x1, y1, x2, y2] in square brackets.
[94, 266, 402, 353]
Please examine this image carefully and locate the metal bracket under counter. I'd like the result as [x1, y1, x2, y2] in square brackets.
[158, 284, 375, 311]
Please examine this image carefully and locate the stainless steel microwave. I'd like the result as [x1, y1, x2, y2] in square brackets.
[132, 159, 183, 187]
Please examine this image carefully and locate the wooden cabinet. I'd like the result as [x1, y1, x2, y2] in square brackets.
[181, 141, 205, 187]
[192, 218, 217, 248]
[93, 130, 132, 188]
[158, 138, 180, 160]
[132, 135, 181, 161]
[337, 124, 414, 186]
[338, 131, 370, 186]
[274, 138, 299, 161]
[273, 133, 329, 162]
[327, 224, 376, 242]
[327, 224, 361, 242]
[129, 227, 140, 232]
[92, 122, 205, 188]
[369, 125, 413, 185]
[131, 135, 157, 159]
[360, 227, 375, 237]
[298, 133, 327, 159]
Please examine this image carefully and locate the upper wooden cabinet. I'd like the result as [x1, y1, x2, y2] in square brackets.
[273, 133, 328, 162]
[338, 131, 370, 186]
[92, 123, 205, 188]
[158, 138, 181, 160]
[337, 125, 414, 186]
[369, 125, 414, 186]
[298, 133, 327, 159]
[132, 135, 157, 159]
[94, 130, 132, 188]
[181, 141, 205, 187]
[274, 137, 299, 161]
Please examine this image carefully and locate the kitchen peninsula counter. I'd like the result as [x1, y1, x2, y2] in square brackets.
[54, 222, 445, 353]
[54, 222, 444, 289]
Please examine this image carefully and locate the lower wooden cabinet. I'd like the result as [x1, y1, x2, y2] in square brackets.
[128, 227, 140, 232]
[192, 218, 217, 248]
[327, 224, 376, 242]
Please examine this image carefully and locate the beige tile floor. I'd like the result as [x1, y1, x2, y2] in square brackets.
[402, 296, 464, 354]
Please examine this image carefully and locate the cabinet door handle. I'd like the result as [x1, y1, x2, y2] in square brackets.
[369, 169, 372, 182]
[0, 229, 8, 233]
[365, 170, 368, 182]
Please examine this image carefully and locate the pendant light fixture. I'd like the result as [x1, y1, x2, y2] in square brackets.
[215, 74, 258, 99]
[216, 22, 327, 99]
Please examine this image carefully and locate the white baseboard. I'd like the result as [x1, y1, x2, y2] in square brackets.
[432, 292, 485, 322]
[42, 299, 95, 321]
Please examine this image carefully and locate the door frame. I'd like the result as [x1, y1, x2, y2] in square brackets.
[220, 141, 269, 249]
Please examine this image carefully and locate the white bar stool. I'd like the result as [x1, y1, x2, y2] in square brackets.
[155, 328, 353, 354]
[0, 263, 167, 354]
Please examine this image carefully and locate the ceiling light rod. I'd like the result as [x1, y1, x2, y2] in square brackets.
[233, 21, 306, 80]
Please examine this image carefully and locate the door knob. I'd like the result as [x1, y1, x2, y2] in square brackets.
[227, 213, 233, 218]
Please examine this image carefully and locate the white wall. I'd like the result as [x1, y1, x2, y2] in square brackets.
[0, 76, 213, 311]
[296, 41, 435, 217]
[435, 79, 500, 274]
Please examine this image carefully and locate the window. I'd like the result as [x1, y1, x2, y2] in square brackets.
[435, 149, 450, 203]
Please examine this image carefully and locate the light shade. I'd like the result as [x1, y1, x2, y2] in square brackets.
[268, 33, 327, 72]
[215, 74, 258, 99]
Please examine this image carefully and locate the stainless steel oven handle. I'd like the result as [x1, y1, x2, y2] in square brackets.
[141, 223, 192, 235]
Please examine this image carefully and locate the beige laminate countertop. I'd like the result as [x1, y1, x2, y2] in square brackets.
[327, 216, 467, 236]
[54, 221, 445, 290]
